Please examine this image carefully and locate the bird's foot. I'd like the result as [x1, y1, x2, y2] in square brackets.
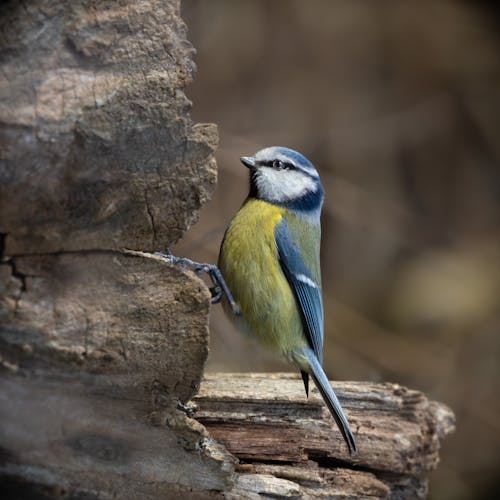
[155, 249, 241, 315]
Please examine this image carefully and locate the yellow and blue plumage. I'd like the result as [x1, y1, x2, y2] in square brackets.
[218, 146, 357, 454]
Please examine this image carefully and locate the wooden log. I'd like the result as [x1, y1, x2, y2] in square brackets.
[1, 251, 211, 403]
[0, 0, 217, 255]
[0, 0, 225, 497]
[0, 375, 234, 499]
[195, 373, 455, 499]
[0, 251, 238, 497]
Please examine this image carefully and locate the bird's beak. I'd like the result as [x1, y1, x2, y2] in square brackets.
[240, 156, 256, 169]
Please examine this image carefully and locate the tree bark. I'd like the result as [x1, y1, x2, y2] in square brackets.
[0, 0, 225, 497]
[0, 0, 217, 254]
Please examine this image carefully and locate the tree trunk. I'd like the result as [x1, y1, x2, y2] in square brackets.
[0, 0, 225, 497]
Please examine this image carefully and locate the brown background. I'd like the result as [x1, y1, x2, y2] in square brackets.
[176, 1, 500, 499]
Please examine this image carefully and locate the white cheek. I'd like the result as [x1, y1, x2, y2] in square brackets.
[256, 168, 316, 201]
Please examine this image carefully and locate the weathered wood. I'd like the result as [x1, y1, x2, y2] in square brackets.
[195, 373, 455, 499]
[0, 0, 225, 497]
[1, 251, 211, 403]
[0, 0, 217, 255]
[0, 375, 234, 498]
[0, 251, 239, 497]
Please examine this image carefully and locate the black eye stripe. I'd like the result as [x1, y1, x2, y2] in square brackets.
[256, 159, 295, 170]
[265, 160, 294, 170]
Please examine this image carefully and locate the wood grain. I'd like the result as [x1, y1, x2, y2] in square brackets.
[195, 373, 455, 499]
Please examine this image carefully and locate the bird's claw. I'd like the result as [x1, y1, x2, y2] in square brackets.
[210, 285, 223, 304]
[158, 249, 240, 316]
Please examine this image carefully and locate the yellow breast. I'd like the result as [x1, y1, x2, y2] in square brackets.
[218, 198, 306, 354]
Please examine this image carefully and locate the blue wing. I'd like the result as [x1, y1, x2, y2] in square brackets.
[275, 219, 324, 364]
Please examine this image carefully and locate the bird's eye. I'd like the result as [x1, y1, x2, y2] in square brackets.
[273, 159, 285, 170]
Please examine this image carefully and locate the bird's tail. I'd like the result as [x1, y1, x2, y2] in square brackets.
[306, 350, 357, 454]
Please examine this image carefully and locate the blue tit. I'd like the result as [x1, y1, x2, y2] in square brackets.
[218, 146, 357, 454]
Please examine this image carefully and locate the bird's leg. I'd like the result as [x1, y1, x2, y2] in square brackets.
[155, 249, 241, 316]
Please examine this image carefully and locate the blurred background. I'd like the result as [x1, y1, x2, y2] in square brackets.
[177, 2, 500, 498]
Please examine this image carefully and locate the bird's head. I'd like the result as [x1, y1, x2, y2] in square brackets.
[241, 146, 324, 213]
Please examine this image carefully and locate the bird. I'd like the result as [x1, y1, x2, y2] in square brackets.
[217, 146, 357, 454]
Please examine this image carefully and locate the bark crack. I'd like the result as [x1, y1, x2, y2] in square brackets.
[2, 234, 28, 303]
[143, 186, 158, 248]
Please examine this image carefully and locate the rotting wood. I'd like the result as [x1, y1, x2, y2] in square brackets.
[0, 0, 223, 496]
[0, 251, 237, 497]
[0, 0, 217, 255]
[194, 373, 455, 499]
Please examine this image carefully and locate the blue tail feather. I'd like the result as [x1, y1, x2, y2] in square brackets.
[305, 349, 357, 454]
